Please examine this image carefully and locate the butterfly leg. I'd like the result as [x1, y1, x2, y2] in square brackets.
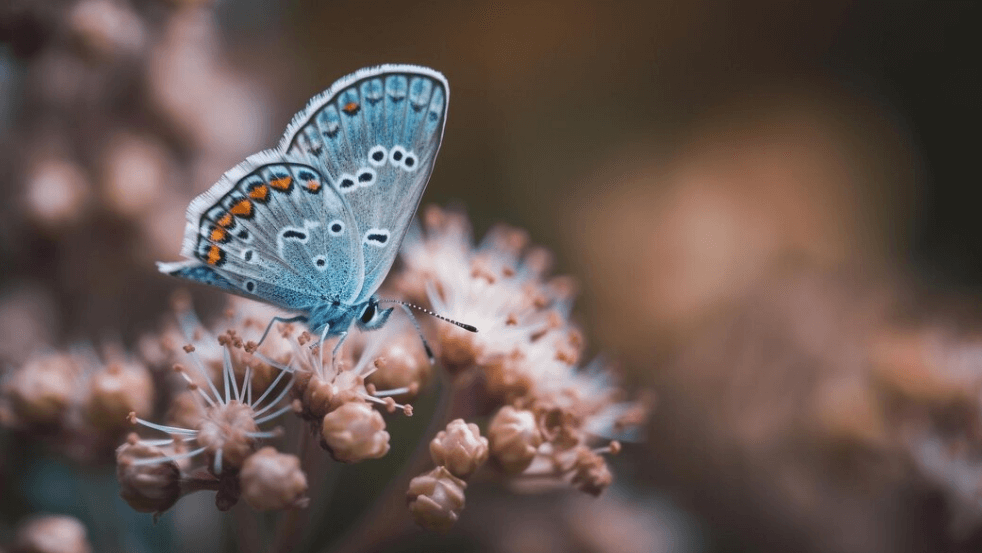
[330, 331, 348, 368]
[316, 323, 331, 367]
[257, 315, 309, 348]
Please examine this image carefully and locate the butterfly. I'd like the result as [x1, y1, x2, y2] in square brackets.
[158, 64, 456, 347]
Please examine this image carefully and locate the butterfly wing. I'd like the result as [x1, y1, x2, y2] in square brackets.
[158, 149, 365, 308]
[279, 64, 449, 303]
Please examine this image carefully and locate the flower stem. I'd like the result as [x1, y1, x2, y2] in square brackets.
[323, 366, 460, 553]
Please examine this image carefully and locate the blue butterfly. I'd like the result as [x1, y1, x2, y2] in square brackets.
[158, 64, 463, 348]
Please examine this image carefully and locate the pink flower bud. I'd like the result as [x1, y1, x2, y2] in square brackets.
[115, 437, 182, 514]
[407, 466, 466, 533]
[320, 401, 390, 462]
[429, 419, 488, 479]
[240, 447, 309, 511]
[488, 406, 542, 474]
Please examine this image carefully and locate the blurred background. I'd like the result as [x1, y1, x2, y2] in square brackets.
[2, 1, 982, 552]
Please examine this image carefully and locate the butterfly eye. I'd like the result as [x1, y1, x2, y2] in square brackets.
[360, 302, 376, 325]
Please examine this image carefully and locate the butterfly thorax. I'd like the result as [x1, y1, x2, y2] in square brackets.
[306, 296, 393, 338]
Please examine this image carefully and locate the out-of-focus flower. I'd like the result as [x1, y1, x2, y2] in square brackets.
[98, 133, 170, 220]
[430, 418, 489, 479]
[68, 0, 146, 61]
[0, 285, 57, 365]
[0, 345, 155, 464]
[407, 466, 467, 533]
[1, 352, 78, 427]
[23, 156, 90, 231]
[488, 406, 542, 475]
[147, 10, 266, 156]
[13, 514, 92, 553]
[84, 358, 154, 432]
[395, 206, 651, 530]
[239, 447, 309, 511]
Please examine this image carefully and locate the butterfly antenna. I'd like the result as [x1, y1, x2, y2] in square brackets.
[378, 299, 478, 333]
[379, 300, 478, 365]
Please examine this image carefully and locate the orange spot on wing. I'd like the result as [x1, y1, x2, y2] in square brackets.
[217, 213, 233, 227]
[343, 101, 359, 113]
[206, 245, 223, 265]
[230, 199, 253, 217]
[306, 180, 321, 192]
[248, 184, 269, 201]
[209, 227, 227, 242]
[269, 176, 292, 191]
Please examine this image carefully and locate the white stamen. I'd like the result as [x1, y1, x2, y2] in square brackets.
[252, 376, 296, 417]
[131, 446, 207, 466]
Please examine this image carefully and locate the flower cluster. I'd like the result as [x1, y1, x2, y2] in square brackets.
[395, 206, 651, 531]
[116, 299, 308, 515]
[4, 206, 650, 533]
[287, 315, 425, 463]
[0, 344, 154, 463]
[115, 292, 431, 517]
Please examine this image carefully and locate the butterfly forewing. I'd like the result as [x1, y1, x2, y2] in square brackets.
[281, 65, 449, 302]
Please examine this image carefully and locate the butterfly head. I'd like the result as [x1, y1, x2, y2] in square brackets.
[356, 297, 393, 331]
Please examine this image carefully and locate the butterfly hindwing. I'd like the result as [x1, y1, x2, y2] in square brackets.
[281, 64, 449, 302]
[162, 150, 364, 308]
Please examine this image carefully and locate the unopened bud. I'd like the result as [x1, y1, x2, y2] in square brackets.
[116, 438, 182, 514]
[488, 406, 542, 474]
[320, 401, 390, 462]
[429, 419, 489, 479]
[406, 466, 466, 533]
[240, 447, 309, 511]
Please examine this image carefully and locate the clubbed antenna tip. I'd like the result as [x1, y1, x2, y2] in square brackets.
[378, 299, 478, 333]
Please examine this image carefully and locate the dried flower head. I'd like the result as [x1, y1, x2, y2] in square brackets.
[127, 337, 292, 476]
